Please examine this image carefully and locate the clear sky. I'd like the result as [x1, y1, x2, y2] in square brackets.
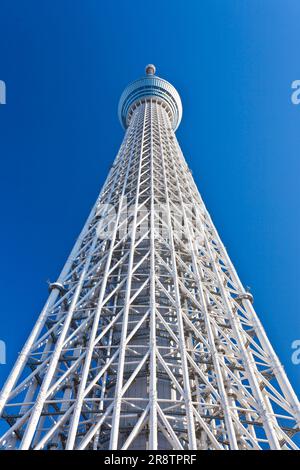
[0, 0, 299, 410]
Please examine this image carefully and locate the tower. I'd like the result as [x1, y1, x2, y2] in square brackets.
[0, 65, 299, 450]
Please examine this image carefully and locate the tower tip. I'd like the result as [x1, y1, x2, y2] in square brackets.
[145, 64, 156, 75]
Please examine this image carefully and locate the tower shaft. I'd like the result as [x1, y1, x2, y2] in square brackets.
[0, 69, 299, 450]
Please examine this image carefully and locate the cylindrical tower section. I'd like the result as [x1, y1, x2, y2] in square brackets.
[118, 65, 182, 131]
[108, 67, 184, 449]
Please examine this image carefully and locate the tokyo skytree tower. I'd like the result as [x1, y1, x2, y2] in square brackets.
[0, 64, 299, 451]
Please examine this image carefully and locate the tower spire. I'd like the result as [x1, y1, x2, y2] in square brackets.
[0, 67, 299, 450]
[145, 64, 156, 75]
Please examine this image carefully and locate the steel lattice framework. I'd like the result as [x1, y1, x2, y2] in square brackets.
[0, 65, 299, 450]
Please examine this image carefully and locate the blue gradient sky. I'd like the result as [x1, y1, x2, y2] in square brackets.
[0, 0, 299, 406]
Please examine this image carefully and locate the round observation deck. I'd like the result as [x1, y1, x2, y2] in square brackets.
[118, 65, 182, 131]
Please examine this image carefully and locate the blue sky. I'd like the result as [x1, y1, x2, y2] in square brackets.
[0, 0, 299, 403]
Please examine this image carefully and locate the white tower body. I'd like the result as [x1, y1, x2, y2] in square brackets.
[0, 66, 299, 450]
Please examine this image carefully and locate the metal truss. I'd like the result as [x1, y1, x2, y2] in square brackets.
[0, 73, 299, 450]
